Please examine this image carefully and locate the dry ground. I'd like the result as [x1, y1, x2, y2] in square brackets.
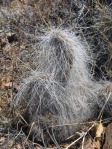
[0, 0, 112, 148]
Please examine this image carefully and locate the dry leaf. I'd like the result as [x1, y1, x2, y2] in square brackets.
[92, 139, 100, 149]
[0, 75, 12, 89]
[60, 143, 70, 148]
[20, 45, 26, 49]
[12, 144, 22, 149]
[83, 139, 93, 149]
[0, 137, 6, 143]
[3, 45, 11, 52]
[96, 122, 104, 138]
[78, 139, 94, 149]
[6, 140, 14, 148]
[103, 123, 112, 149]
[4, 82, 13, 88]
[0, 97, 4, 108]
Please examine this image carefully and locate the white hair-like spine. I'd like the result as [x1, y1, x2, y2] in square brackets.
[14, 28, 111, 144]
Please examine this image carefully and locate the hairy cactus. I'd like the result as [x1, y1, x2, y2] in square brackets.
[14, 28, 112, 145]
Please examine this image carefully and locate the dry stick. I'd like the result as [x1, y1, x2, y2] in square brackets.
[34, 3, 50, 28]
[65, 135, 84, 149]
[33, 143, 43, 149]
[17, 57, 35, 72]
[17, 112, 28, 125]
[10, 45, 16, 115]
[102, 117, 112, 124]
[97, 91, 112, 120]
[95, 27, 112, 55]
[96, 2, 112, 22]
[81, 134, 86, 149]
[48, 121, 94, 128]
[14, 127, 23, 140]
[13, 124, 37, 147]
[24, 122, 35, 145]
[65, 124, 95, 149]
